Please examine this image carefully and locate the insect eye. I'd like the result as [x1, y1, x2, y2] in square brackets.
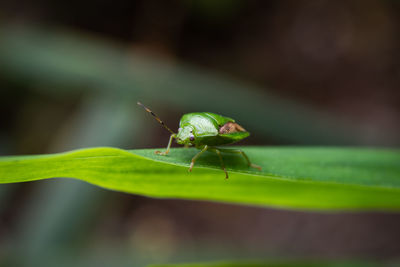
[189, 134, 195, 141]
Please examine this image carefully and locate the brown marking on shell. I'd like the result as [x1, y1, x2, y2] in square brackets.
[219, 122, 246, 134]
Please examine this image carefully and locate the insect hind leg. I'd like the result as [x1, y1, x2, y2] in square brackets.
[217, 148, 262, 171]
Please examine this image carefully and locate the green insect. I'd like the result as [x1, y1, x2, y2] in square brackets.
[138, 102, 261, 178]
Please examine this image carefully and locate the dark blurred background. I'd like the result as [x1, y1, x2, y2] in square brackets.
[0, 1, 399, 266]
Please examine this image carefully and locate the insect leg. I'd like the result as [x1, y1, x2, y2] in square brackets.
[218, 148, 262, 171]
[210, 148, 229, 179]
[155, 134, 176, 156]
[189, 145, 208, 172]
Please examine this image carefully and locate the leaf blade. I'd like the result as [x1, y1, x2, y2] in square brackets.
[1, 147, 400, 211]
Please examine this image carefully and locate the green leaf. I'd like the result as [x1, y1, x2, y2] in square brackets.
[1, 147, 399, 211]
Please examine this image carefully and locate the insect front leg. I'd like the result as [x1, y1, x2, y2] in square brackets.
[209, 147, 229, 179]
[155, 134, 176, 156]
[217, 148, 262, 171]
[189, 145, 208, 172]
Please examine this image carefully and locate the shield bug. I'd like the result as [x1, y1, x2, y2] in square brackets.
[138, 102, 261, 179]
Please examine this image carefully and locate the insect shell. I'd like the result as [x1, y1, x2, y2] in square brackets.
[175, 112, 249, 147]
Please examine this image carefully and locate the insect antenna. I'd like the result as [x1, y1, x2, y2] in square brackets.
[137, 102, 176, 135]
